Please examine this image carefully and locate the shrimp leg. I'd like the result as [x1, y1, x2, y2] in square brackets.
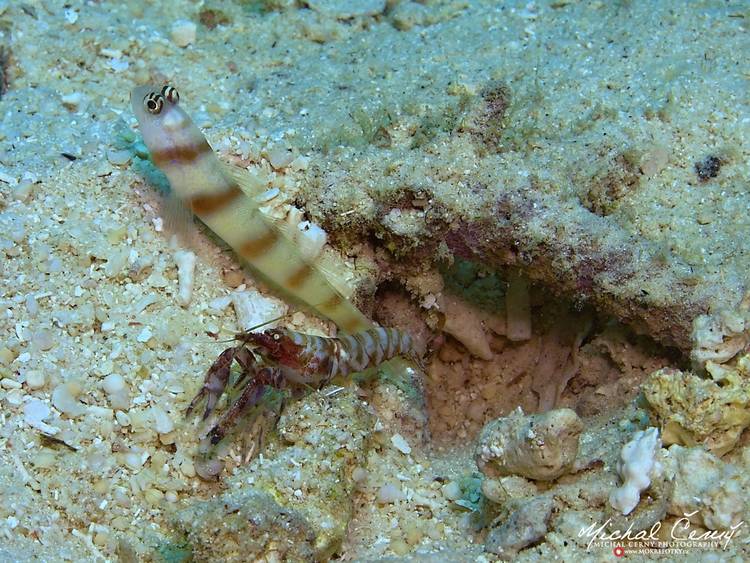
[207, 367, 280, 444]
[186, 347, 256, 420]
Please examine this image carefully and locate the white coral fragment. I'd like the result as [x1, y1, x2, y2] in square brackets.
[231, 289, 288, 332]
[609, 427, 662, 515]
[174, 249, 196, 306]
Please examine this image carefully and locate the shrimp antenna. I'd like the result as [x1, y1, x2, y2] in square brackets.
[237, 311, 295, 335]
[199, 310, 298, 345]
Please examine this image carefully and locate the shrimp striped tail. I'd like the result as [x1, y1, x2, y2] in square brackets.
[337, 327, 416, 376]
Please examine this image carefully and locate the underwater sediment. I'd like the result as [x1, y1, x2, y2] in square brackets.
[0, 0, 748, 561]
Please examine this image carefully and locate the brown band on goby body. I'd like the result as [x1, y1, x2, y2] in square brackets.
[239, 228, 280, 259]
[321, 293, 343, 312]
[286, 264, 313, 289]
[151, 138, 213, 168]
[189, 184, 243, 215]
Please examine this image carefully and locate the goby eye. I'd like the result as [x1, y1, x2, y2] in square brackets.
[143, 92, 164, 115]
[161, 85, 180, 104]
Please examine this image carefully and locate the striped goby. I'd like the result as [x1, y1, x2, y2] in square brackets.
[237, 326, 420, 386]
[130, 85, 372, 333]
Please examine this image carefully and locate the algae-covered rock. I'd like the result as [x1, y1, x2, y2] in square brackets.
[475, 408, 582, 481]
[175, 490, 317, 562]
[642, 359, 750, 456]
[176, 389, 374, 561]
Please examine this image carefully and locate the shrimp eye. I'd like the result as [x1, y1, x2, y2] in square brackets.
[143, 92, 164, 115]
[272, 333, 281, 341]
[161, 85, 180, 104]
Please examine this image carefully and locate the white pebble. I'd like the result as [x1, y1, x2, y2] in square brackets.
[52, 383, 86, 417]
[61, 91, 82, 110]
[115, 410, 131, 427]
[124, 451, 147, 470]
[32, 329, 54, 351]
[136, 326, 153, 343]
[0, 377, 20, 389]
[102, 373, 125, 394]
[171, 19, 197, 47]
[377, 482, 404, 504]
[174, 250, 196, 307]
[352, 467, 369, 482]
[150, 406, 174, 434]
[63, 8, 78, 24]
[102, 373, 130, 409]
[133, 294, 158, 314]
[25, 369, 46, 389]
[390, 433, 412, 455]
[104, 248, 129, 278]
[208, 295, 233, 312]
[13, 180, 34, 201]
[25, 294, 39, 316]
[266, 146, 294, 169]
[441, 480, 463, 501]
[108, 58, 129, 72]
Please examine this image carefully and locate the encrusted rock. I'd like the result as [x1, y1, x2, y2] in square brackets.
[691, 293, 750, 370]
[663, 444, 746, 530]
[642, 359, 750, 456]
[485, 496, 553, 559]
[476, 408, 583, 481]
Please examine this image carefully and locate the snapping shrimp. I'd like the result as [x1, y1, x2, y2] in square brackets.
[187, 326, 421, 445]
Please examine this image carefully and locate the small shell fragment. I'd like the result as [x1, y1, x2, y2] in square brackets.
[296, 221, 327, 261]
[391, 433, 412, 455]
[107, 149, 132, 166]
[255, 187, 280, 203]
[171, 19, 197, 47]
[24, 399, 60, 435]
